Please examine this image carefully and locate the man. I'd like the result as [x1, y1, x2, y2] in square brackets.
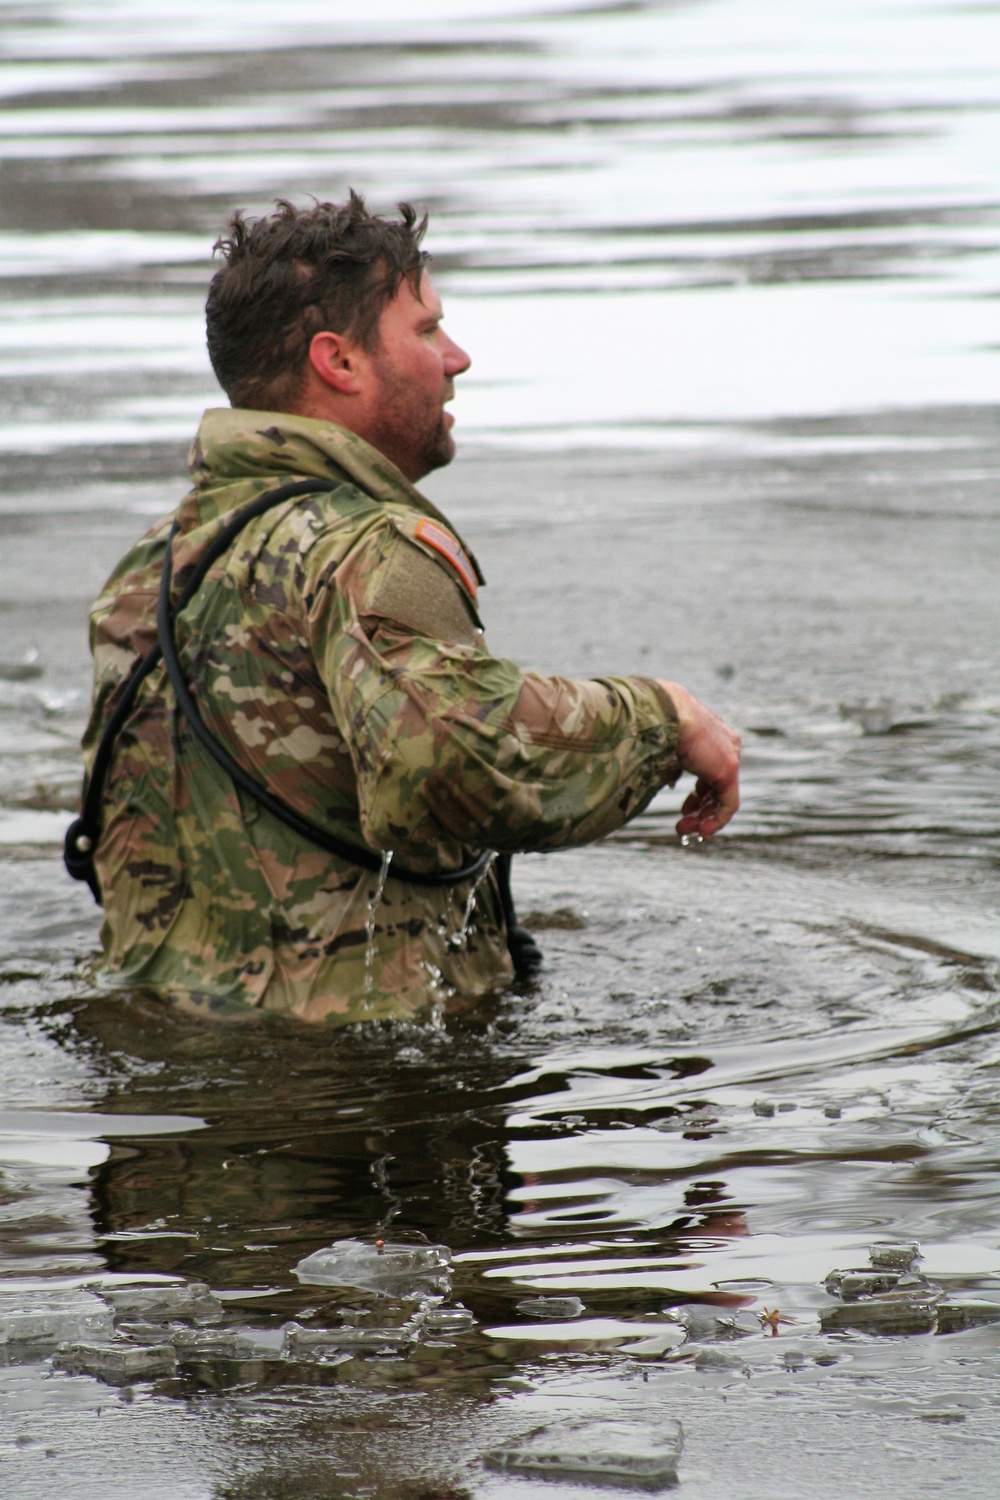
[75, 193, 740, 1024]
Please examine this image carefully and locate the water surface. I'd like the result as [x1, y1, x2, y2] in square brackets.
[1, 1, 999, 1495]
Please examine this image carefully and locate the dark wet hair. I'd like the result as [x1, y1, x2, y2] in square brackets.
[205, 191, 429, 410]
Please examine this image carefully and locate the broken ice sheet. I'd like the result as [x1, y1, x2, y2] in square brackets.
[672, 1305, 757, 1342]
[171, 1328, 244, 1358]
[96, 1281, 223, 1325]
[824, 1268, 909, 1300]
[284, 1321, 420, 1358]
[0, 1290, 113, 1349]
[54, 1340, 177, 1385]
[694, 1346, 748, 1373]
[936, 1301, 1000, 1334]
[484, 1418, 683, 1489]
[821, 1294, 939, 1335]
[485, 1317, 686, 1353]
[293, 1239, 452, 1299]
[173, 1326, 285, 1359]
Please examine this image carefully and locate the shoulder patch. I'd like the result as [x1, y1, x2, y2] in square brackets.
[414, 518, 478, 600]
[366, 538, 482, 646]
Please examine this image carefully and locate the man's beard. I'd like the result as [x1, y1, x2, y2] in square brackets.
[366, 355, 456, 481]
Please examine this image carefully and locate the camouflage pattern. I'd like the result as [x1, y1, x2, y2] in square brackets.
[82, 409, 682, 1023]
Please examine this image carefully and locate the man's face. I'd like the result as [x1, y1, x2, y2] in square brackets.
[362, 271, 471, 483]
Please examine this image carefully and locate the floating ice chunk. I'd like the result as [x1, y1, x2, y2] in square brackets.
[231, 1326, 286, 1358]
[293, 1239, 452, 1299]
[673, 1306, 756, 1342]
[671, 1305, 717, 1340]
[484, 1419, 683, 1489]
[825, 1268, 905, 1300]
[869, 1241, 921, 1270]
[625, 1325, 688, 1358]
[283, 1321, 418, 1359]
[0, 650, 43, 682]
[97, 1282, 223, 1325]
[172, 1326, 284, 1360]
[171, 1328, 242, 1357]
[694, 1346, 748, 1372]
[282, 1338, 352, 1368]
[54, 1340, 177, 1385]
[821, 1294, 938, 1335]
[515, 1296, 584, 1321]
[918, 1408, 967, 1424]
[286, 1302, 475, 1352]
[0, 1291, 113, 1349]
[936, 1301, 1000, 1334]
[420, 1305, 476, 1334]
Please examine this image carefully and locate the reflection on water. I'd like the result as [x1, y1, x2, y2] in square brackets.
[1, 0, 1000, 1495]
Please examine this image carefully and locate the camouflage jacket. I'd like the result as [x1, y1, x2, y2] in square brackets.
[83, 409, 682, 1023]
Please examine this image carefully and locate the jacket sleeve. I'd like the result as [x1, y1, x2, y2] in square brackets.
[306, 521, 682, 868]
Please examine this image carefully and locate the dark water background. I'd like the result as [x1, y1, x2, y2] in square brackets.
[1, 1, 999, 1495]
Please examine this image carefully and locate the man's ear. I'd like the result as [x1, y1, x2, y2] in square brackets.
[308, 330, 364, 395]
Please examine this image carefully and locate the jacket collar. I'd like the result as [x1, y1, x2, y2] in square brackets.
[186, 407, 483, 580]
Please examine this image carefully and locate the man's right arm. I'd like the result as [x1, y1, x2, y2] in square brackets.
[307, 525, 740, 865]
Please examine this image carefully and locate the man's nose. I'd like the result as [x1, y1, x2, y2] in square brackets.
[444, 336, 471, 376]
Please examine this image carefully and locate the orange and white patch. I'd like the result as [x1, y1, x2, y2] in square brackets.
[414, 518, 478, 599]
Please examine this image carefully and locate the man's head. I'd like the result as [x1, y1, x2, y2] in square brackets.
[205, 192, 470, 481]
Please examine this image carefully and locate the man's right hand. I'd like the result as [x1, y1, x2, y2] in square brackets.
[657, 680, 741, 839]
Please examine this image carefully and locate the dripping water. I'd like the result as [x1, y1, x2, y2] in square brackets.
[447, 851, 497, 952]
[363, 849, 394, 994]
